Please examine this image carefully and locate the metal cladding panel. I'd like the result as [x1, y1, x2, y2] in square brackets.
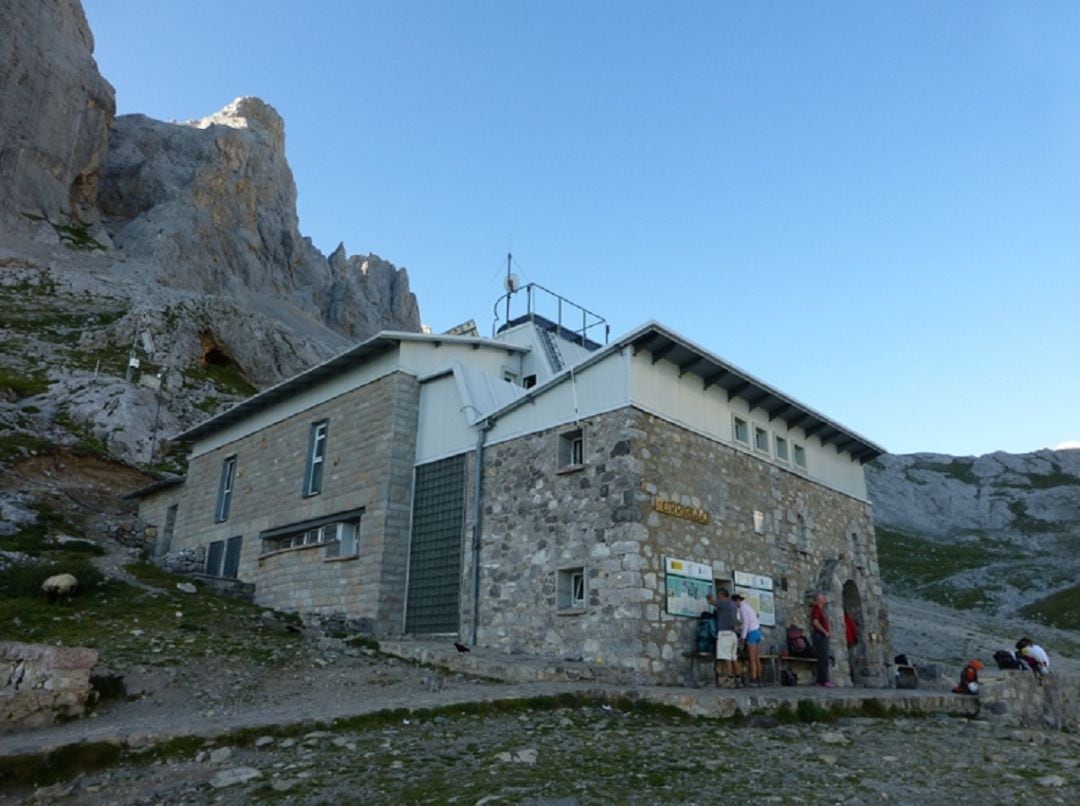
[405, 454, 467, 634]
[416, 375, 476, 463]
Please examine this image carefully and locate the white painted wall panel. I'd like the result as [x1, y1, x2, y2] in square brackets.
[416, 374, 477, 463]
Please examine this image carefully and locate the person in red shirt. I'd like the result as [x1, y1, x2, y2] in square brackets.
[810, 593, 833, 688]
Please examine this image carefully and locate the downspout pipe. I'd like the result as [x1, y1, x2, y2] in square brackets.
[470, 418, 491, 645]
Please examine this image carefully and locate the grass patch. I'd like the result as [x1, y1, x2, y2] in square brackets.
[55, 411, 109, 457]
[0, 366, 49, 399]
[876, 527, 1022, 589]
[186, 362, 257, 397]
[910, 458, 979, 485]
[1006, 500, 1057, 534]
[0, 431, 53, 463]
[1019, 584, 1080, 630]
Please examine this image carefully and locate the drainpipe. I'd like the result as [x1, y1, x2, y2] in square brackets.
[470, 418, 491, 645]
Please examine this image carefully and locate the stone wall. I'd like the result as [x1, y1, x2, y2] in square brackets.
[978, 670, 1080, 731]
[470, 407, 892, 686]
[161, 371, 419, 632]
[0, 640, 98, 732]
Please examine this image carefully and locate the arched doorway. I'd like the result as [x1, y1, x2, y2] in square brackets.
[842, 579, 868, 685]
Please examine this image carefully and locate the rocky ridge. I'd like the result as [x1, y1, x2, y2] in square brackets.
[867, 449, 1080, 619]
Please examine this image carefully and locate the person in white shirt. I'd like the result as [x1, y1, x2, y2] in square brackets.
[733, 593, 763, 687]
[1016, 638, 1050, 674]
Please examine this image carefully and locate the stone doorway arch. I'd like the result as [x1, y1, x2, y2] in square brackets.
[842, 579, 869, 685]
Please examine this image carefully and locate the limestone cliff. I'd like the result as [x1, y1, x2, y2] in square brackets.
[0, 0, 115, 231]
[0, 0, 422, 468]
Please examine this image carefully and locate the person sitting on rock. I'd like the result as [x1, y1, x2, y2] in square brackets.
[952, 659, 983, 695]
[1015, 638, 1050, 674]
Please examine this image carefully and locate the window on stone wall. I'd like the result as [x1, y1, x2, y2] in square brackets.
[732, 416, 749, 445]
[793, 443, 807, 470]
[260, 512, 362, 559]
[557, 567, 586, 612]
[206, 539, 224, 575]
[775, 435, 789, 462]
[215, 456, 236, 523]
[753, 510, 766, 534]
[557, 428, 585, 471]
[754, 426, 770, 454]
[303, 420, 329, 497]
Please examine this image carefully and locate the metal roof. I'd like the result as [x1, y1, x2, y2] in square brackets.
[174, 331, 527, 443]
[123, 475, 186, 500]
[484, 321, 885, 464]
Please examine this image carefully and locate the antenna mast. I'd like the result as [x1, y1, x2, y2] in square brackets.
[504, 252, 512, 324]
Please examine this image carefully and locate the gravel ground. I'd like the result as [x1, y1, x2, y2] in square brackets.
[6, 706, 1079, 804]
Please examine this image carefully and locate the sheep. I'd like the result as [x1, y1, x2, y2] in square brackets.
[41, 573, 79, 604]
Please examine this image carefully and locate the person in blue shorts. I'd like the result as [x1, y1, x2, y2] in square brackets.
[733, 593, 764, 687]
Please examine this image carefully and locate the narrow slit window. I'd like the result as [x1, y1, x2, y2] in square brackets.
[304, 421, 329, 496]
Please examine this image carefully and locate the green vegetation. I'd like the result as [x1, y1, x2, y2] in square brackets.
[1006, 500, 1056, 534]
[909, 458, 979, 486]
[1019, 584, 1080, 630]
[0, 366, 49, 399]
[0, 430, 53, 462]
[22, 212, 107, 252]
[55, 411, 109, 457]
[186, 361, 257, 397]
[875, 527, 1028, 609]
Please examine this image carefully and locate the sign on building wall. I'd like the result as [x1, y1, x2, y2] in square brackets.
[664, 556, 713, 617]
[733, 569, 777, 627]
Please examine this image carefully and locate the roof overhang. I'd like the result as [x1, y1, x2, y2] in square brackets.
[174, 330, 528, 444]
[625, 323, 885, 463]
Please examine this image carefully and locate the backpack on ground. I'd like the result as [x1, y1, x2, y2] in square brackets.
[993, 649, 1026, 670]
[780, 667, 798, 686]
[696, 611, 717, 654]
[786, 625, 815, 658]
[952, 660, 983, 695]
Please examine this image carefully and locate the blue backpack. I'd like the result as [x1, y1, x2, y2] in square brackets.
[696, 611, 717, 653]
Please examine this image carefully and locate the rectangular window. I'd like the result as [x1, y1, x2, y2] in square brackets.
[732, 416, 749, 445]
[557, 567, 587, 612]
[557, 428, 585, 470]
[794, 444, 807, 469]
[775, 436, 789, 462]
[304, 421, 328, 496]
[206, 539, 225, 576]
[753, 510, 766, 534]
[754, 426, 770, 454]
[222, 536, 242, 578]
[215, 456, 237, 522]
[260, 514, 362, 559]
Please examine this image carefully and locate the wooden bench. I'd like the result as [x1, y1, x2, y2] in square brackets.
[756, 654, 819, 686]
[683, 651, 719, 686]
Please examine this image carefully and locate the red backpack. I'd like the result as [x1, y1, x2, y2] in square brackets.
[786, 625, 814, 658]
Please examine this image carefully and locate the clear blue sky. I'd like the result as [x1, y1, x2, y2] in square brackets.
[82, 0, 1080, 457]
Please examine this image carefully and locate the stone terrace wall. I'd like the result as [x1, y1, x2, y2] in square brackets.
[470, 407, 892, 686]
[979, 670, 1080, 731]
[0, 640, 98, 732]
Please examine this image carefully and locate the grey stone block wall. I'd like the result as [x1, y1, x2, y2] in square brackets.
[470, 407, 893, 686]
[157, 371, 419, 633]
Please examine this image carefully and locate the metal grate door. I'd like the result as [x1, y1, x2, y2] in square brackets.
[405, 454, 466, 633]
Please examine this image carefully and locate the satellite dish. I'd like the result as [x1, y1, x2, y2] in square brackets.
[504, 272, 520, 293]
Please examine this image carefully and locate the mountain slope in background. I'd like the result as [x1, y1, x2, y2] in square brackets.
[867, 449, 1080, 629]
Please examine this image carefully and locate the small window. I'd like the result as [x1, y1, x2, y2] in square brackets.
[732, 416, 749, 445]
[775, 436, 789, 462]
[557, 567, 586, 611]
[304, 421, 328, 496]
[754, 426, 770, 454]
[327, 520, 360, 559]
[206, 539, 225, 575]
[793, 444, 807, 469]
[215, 456, 237, 523]
[222, 536, 242, 578]
[503, 369, 518, 384]
[557, 428, 585, 470]
[753, 510, 765, 534]
[523, 374, 538, 389]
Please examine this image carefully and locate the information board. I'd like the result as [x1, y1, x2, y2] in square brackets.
[664, 555, 713, 617]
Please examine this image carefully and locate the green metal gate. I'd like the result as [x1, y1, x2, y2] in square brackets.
[405, 454, 466, 633]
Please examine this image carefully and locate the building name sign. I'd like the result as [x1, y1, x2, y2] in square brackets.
[654, 498, 710, 525]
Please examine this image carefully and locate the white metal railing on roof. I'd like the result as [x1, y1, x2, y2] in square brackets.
[493, 282, 610, 348]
